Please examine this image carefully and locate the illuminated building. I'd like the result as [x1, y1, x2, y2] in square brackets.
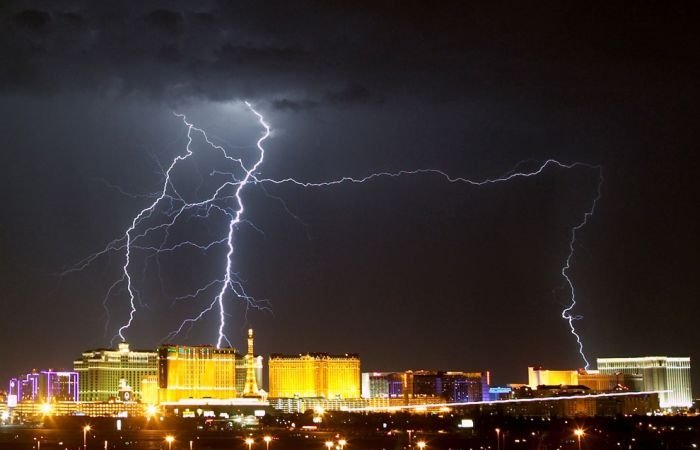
[362, 372, 404, 398]
[157, 344, 237, 403]
[578, 370, 642, 392]
[528, 367, 579, 388]
[269, 353, 360, 399]
[597, 356, 692, 408]
[488, 386, 512, 401]
[9, 370, 79, 403]
[441, 371, 490, 402]
[74, 342, 158, 402]
[362, 370, 489, 402]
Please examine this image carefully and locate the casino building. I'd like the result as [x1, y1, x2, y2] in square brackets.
[73, 343, 158, 402]
[597, 356, 692, 409]
[9, 370, 79, 403]
[269, 353, 360, 399]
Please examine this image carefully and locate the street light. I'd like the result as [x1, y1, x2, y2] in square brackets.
[325, 441, 334, 450]
[495, 428, 501, 450]
[574, 428, 584, 450]
[83, 425, 91, 450]
[245, 437, 255, 450]
[264, 435, 272, 450]
[338, 439, 347, 450]
[416, 441, 426, 450]
[165, 435, 174, 450]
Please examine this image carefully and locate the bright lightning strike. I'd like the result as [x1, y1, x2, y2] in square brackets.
[256, 160, 603, 367]
[66, 101, 602, 366]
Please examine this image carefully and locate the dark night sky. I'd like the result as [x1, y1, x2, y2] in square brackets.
[0, 2, 698, 391]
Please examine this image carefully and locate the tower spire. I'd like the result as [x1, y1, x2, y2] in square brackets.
[242, 328, 259, 397]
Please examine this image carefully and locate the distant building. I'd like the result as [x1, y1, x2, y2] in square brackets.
[73, 342, 158, 402]
[156, 344, 238, 403]
[362, 370, 489, 402]
[528, 367, 578, 388]
[441, 371, 490, 402]
[597, 356, 692, 408]
[488, 386, 512, 401]
[9, 370, 79, 403]
[528, 366, 642, 393]
[269, 353, 360, 399]
[362, 372, 405, 398]
[578, 370, 642, 392]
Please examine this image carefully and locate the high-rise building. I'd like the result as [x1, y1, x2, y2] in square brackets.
[269, 353, 360, 399]
[9, 370, 79, 403]
[74, 343, 158, 402]
[362, 370, 489, 402]
[157, 345, 237, 403]
[597, 356, 692, 408]
[441, 371, 490, 402]
[362, 372, 405, 398]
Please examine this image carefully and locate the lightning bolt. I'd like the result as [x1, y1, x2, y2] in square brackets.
[66, 101, 601, 366]
[257, 160, 603, 367]
[560, 169, 603, 369]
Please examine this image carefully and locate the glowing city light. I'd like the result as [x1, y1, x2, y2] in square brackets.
[245, 437, 255, 450]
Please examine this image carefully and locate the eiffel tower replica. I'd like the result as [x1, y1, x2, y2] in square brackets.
[242, 328, 260, 397]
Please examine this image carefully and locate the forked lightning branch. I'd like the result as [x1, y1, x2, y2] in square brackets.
[65, 102, 602, 368]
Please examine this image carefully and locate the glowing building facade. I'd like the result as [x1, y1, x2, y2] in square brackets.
[597, 356, 692, 408]
[9, 370, 79, 403]
[528, 367, 579, 388]
[74, 343, 158, 402]
[157, 345, 238, 403]
[269, 353, 360, 399]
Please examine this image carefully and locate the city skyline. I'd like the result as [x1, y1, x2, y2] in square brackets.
[3, 328, 694, 408]
[1, 2, 698, 393]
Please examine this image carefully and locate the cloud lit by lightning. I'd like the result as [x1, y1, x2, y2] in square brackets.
[65, 101, 602, 367]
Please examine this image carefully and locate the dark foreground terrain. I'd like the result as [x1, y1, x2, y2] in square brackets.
[2, 413, 700, 450]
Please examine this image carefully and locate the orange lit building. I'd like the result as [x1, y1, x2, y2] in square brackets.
[269, 353, 360, 399]
[157, 345, 238, 402]
[528, 367, 579, 388]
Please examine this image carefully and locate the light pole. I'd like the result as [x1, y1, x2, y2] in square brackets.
[189, 440, 193, 450]
[325, 441, 334, 450]
[574, 428, 584, 450]
[417, 441, 426, 450]
[83, 425, 91, 450]
[495, 428, 501, 450]
[165, 435, 174, 450]
[264, 435, 272, 450]
[338, 439, 346, 450]
[245, 437, 255, 450]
